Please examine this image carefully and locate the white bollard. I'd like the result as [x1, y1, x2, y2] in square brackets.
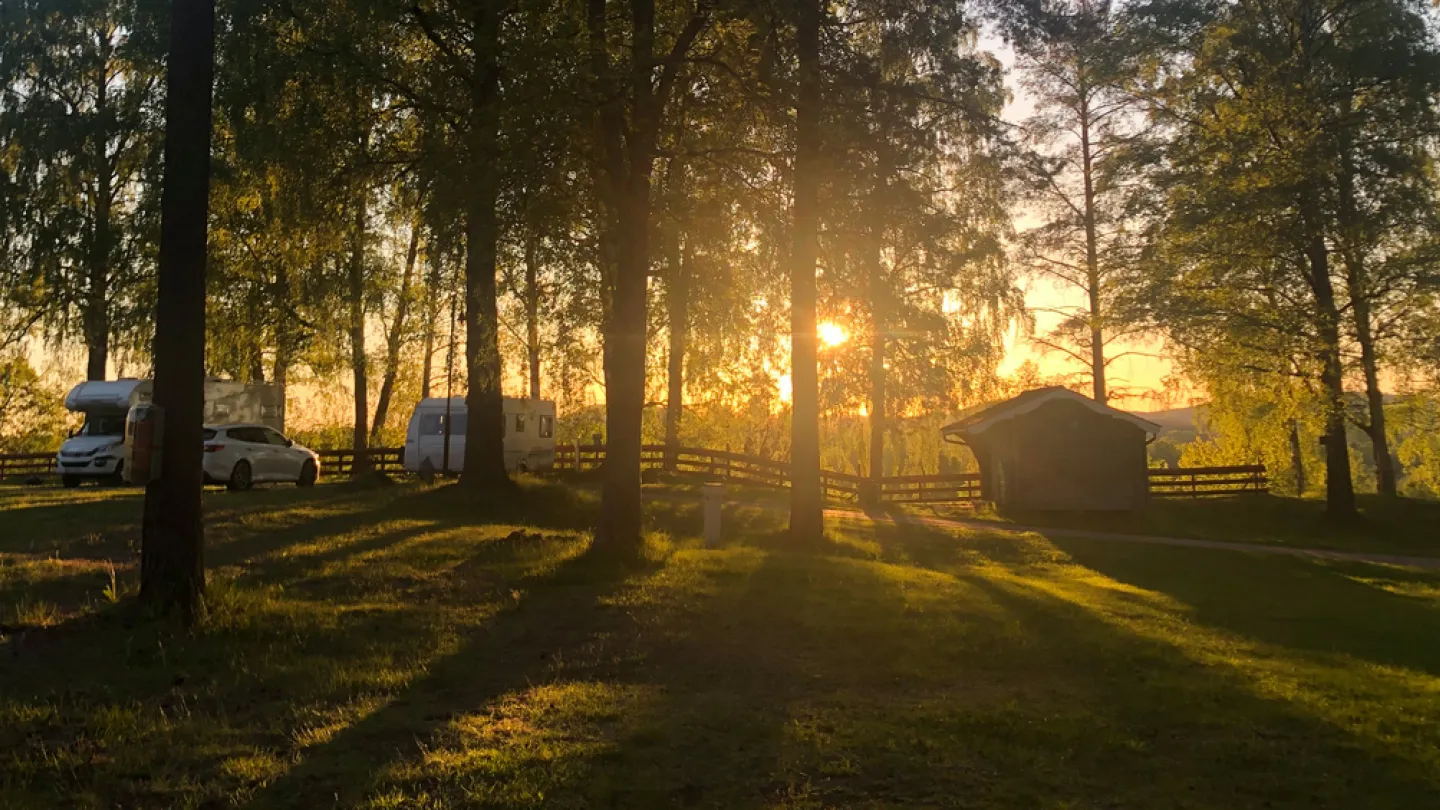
[702, 482, 723, 548]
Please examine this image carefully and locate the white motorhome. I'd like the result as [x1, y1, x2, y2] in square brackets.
[403, 397, 556, 475]
[56, 378, 283, 487]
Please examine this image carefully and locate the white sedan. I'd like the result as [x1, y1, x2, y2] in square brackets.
[203, 424, 320, 490]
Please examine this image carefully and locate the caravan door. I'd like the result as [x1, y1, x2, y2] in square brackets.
[415, 407, 466, 473]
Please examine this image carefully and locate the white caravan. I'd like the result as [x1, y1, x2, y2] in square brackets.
[403, 397, 556, 475]
[56, 378, 283, 487]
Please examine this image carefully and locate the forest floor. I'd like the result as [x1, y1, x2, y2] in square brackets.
[3, 480, 1440, 808]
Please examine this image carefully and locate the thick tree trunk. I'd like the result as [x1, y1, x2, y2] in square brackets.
[589, 0, 704, 553]
[141, 0, 214, 625]
[788, 0, 824, 545]
[371, 216, 420, 446]
[1307, 236, 1356, 517]
[595, 0, 655, 553]
[524, 231, 542, 399]
[598, 188, 650, 551]
[347, 169, 370, 474]
[461, 0, 509, 489]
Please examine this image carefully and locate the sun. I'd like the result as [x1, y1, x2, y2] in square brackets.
[818, 321, 849, 348]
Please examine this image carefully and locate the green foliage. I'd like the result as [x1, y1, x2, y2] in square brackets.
[0, 352, 70, 453]
[1390, 394, 1440, 498]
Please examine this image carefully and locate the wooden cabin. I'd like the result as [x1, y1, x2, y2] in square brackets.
[941, 387, 1160, 512]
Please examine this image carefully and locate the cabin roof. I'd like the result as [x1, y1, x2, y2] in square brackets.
[940, 386, 1161, 440]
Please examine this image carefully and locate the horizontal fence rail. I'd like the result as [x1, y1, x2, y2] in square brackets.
[0, 452, 55, 480]
[554, 444, 1266, 505]
[16, 441, 1267, 504]
[316, 447, 404, 477]
[1147, 464, 1269, 498]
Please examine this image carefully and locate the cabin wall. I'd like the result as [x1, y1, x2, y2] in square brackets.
[981, 399, 1148, 512]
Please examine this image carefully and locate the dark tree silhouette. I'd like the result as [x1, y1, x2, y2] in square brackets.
[140, 0, 215, 622]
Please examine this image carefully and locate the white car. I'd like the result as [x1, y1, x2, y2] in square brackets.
[203, 424, 320, 490]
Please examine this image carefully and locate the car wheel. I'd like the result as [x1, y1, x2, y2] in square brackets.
[62, 475, 81, 489]
[108, 461, 125, 486]
[228, 460, 253, 492]
[296, 460, 318, 488]
[515, 461, 528, 474]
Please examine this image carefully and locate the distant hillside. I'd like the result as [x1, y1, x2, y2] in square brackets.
[1134, 406, 1201, 440]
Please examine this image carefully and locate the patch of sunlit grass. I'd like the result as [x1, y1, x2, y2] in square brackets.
[8, 481, 1440, 807]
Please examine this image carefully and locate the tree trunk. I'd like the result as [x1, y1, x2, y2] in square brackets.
[588, 0, 704, 553]
[1335, 146, 1396, 497]
[1307, 236, 1356, 517]
[788, 0, 824, 545]
[141, 0, 214, 625]
[347, 158, 370, 474]
[371, 214, 420, 446]
[271, 259, 302, 430]
[85, 62, 112, 382]
[663, 159, 689, 471]
[867, 247, 885, 493]
[524, 230, 542, 399]
[1079, 102, 1105, 402]
[595, 0, 654, 554]
[866, 127, 890, 501]
[461, 0, 509, 489]
[1289, 418, 1305, 496]
[421, 254, 440, 399]
[1350, 279, 1395, 496]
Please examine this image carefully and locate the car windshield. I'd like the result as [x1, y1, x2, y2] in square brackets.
[80, 415, 126, 437]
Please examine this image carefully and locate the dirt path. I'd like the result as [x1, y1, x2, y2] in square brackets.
[822, 507, 1440, 570]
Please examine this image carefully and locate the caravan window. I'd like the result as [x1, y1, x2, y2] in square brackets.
[514, 415, 527, 434]
[420, 412, 466, 437]
[539, 415, 554, 438]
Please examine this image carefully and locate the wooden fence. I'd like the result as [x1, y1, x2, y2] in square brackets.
[0, 452, 54, 481]
[12, 441, 1267, 504]
[554, 444, 1260, 504]
[1147, 465, 1269, 498]
[316, 447, 404, 476]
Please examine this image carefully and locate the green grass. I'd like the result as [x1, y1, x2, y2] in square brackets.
[921, 492, 1440, 558]
[3, 481, 1440, 807]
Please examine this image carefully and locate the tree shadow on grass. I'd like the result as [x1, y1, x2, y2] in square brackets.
[1049, 535, 1440, 678]
[951, 572, 1440, 806]
[242, 542, 652, 809]
[345, 548, 956, 809]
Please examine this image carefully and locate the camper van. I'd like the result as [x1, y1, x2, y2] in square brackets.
[56, 378, 283, 487]
[403, 397, 556, 475]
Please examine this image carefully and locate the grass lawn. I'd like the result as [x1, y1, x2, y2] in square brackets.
[3, 480, 1440, 808]
[922, 492, 1440, 558]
